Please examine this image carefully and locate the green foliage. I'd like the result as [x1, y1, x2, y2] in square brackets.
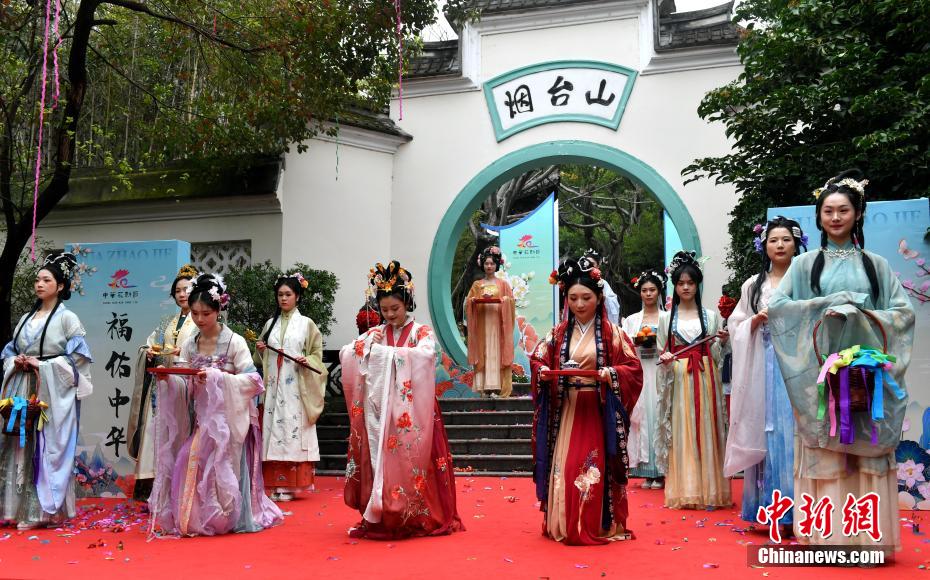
[684, 0, 930, 297]
[10, 239, 56, 317]
[224, 260, 339, 343]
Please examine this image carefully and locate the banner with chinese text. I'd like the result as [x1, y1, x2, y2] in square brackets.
[481, 193, 559, 380]
[65, 240, 191, 497]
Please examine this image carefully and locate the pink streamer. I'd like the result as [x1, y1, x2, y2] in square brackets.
[52, 0, 61, 106]
[816, 352, 841, 383]
[395, 0, 403, 120]
[32, 0, 54, 262]
[828, 384, 837, 437]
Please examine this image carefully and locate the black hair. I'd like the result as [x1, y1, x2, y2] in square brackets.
[634, 269, 668, 311]
[810, 169, 880, 303]
[262, 276, 304, 343]
[749, 216, 806, 313]
[188, 273, 226, 312]
[12, 252, 76, 357]
[556, 257, 605, 321]
[478, 247, 504, 272]
[371, 261, 416, 311]
[666, 252, 707, 342]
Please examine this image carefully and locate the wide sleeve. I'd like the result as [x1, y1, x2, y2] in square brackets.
[724, 277, 767, 476]
[606, 325, 643, 412]
[654, 311, 674, 473]
[297, 319, 328, 424]
[604, 282, 621, 325]
[58, 311, 93, 399]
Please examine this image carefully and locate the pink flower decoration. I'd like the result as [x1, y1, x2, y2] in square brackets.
[898, 459, 926, 488]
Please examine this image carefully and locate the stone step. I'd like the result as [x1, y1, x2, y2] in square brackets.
[442, 410, 534, 426]
[318, 423, 533, 441]
[448, 438, 531, 455]
[320, 409, 534, 427]
[439, 397, 534, 412]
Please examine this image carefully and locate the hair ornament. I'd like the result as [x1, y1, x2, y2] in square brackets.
[42, 252, 77, 280]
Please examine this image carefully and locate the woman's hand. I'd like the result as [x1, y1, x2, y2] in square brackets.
[659, 352, 675, 364]
[255, 340, 267, 353]
[537, 365, 551, 381]
[21, 356, 40, 370]
[716, 328, 730, 344]
[295, 355, 308, 366]
[598, 368, 611, 382]
[825, 309, 846, 319]
[370, 328, 384, 343]
[751, 309, 768, 331]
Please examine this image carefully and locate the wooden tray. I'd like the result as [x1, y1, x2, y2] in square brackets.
[540, 369, 600, 378]
[146, 367, 201, 376]
[473, 297, 502, 304]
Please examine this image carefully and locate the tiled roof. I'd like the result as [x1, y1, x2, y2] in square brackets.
[406, 40, 461, 79]
[471, 0, 612, 13]
[657, 1, 739, 50]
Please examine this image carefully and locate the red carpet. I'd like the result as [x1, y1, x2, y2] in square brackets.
[0, 477, 923, 579]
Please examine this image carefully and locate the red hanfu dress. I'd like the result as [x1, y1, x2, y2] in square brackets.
[530, 311, 643, 545]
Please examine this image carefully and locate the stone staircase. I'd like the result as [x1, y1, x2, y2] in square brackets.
[317, 389, 534, 477]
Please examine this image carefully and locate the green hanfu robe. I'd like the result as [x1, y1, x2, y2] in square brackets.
[768, 240, 914, 551]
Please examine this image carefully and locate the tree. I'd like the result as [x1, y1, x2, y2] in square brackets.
[684, 0, 930, 296]
[559, 164, 664, 314]
[224, 260, 339, 342]
[0, 0, 443, 343]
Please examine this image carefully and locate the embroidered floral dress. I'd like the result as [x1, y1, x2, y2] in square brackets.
[339, 315, 463, 539]
[148, 326, 283, 536]
[256, 309, 327, 493]
[530, 311, 643, 545]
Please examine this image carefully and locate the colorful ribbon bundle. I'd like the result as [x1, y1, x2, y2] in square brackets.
[816, 345, 905, 445]
[0, 395, 49, 447]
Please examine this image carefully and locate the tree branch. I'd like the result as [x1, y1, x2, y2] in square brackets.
[102, 0, 266, 53]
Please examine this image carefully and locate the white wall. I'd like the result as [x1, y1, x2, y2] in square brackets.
[279, 138, 396, 348]
[387, 12, 742, 335]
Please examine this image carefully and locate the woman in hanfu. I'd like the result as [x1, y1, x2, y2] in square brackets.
[622, 269, 667, 490]
[0, 253, 93, 530]
[340, 261, 463, 540]
[148, 274, 283, 536]
[768, 171, 913, 553]
[530, 256, 643, 545]
[465, 246, 515, 397]
[255, 272, 327, 502]
[128, 264, 198, 501]
[656, 251, 731, 510]
[725, 218, 806, 526]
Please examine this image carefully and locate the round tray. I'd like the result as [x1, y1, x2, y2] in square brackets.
[540, 369, 600, 378]
[146, 367, 200, 376]
[473, 297, 502, 304]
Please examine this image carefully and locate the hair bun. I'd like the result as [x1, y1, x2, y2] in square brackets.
[42, 252, 77, 280]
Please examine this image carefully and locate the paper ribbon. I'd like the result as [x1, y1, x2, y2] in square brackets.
[5, 396, 29, 447]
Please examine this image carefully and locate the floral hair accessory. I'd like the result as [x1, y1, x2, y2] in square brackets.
[176, 264, 199, 279]
[285, 272, 309, 289]
[814, 176, 869, 200]
[665, 250, 703, 275]
[634, 270, 667, 290]
[478, 246, 506, 268]
[577, 256, 605, 287]
[367, 260, 415, 301]
[548, 269, 559, 285]
[42, 252, 77, 280]
[753, 224, 764, 234]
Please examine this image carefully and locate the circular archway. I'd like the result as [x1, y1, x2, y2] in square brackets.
[428, 140, 701, 365]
